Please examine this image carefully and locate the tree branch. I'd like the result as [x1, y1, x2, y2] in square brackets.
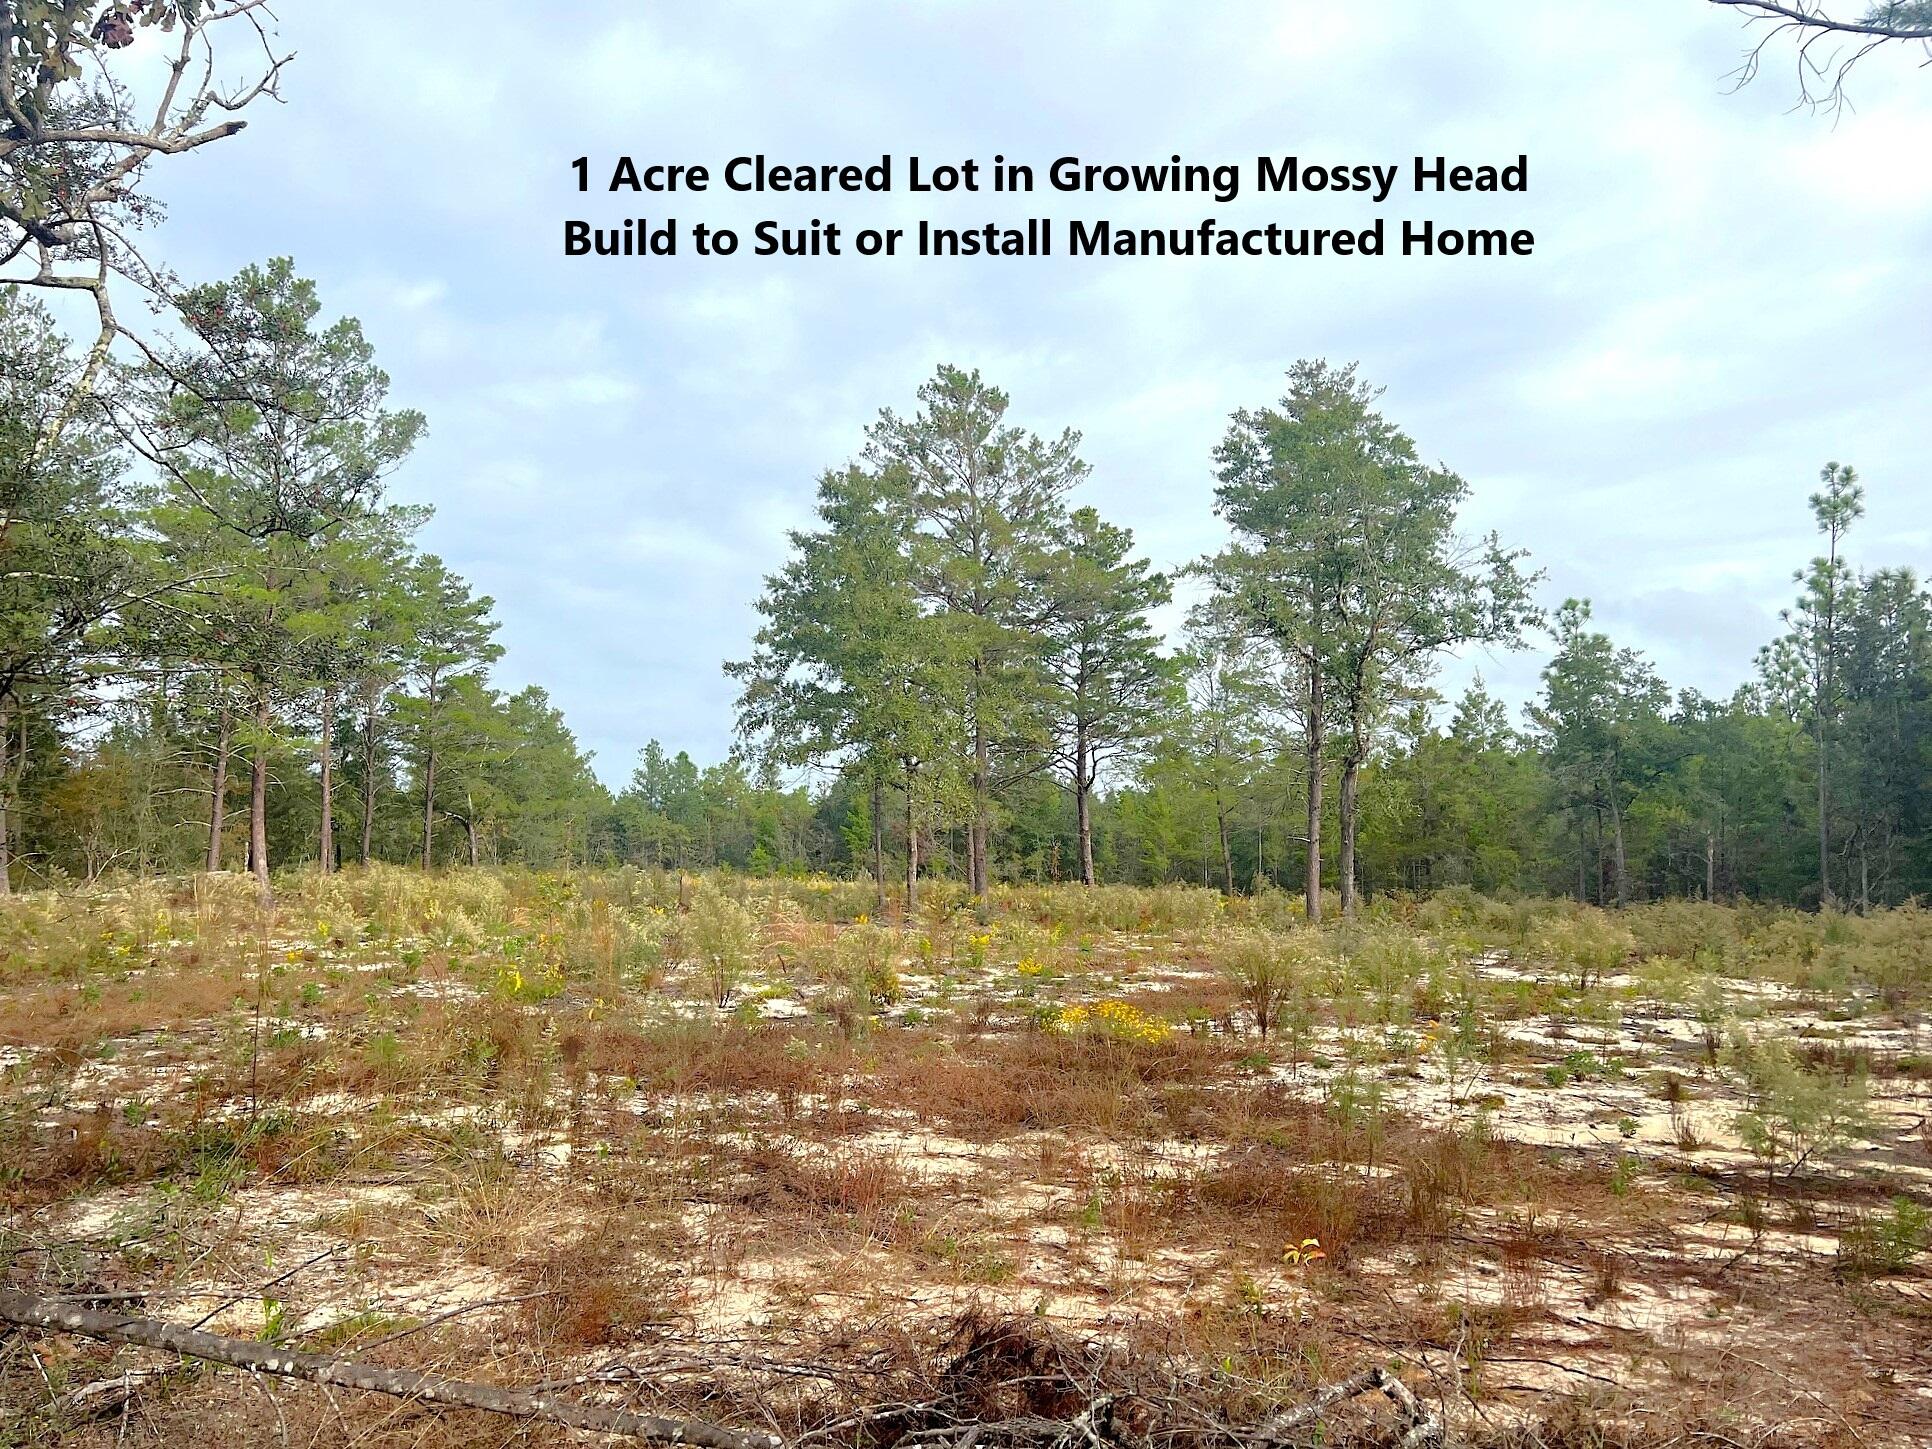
[0, 1287, 780, 1449]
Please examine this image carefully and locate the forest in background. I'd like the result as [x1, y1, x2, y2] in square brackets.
[4, 1, 1929, 917]
[8, 277, 1926, 915]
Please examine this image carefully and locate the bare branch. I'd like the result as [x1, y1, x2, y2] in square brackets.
[1710, 0, 1932, 41]
[0, 1287, 782, 1449]
[1709, 0, 1932, 111]
[1, 0, 295, 454]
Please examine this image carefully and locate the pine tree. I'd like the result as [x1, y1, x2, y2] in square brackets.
[1037, 508, 1174, 884]
[864, 366, 1082, 900]
[0, 292, 138, 895]
[731, 465, 968, 911]
[393, 555, 502, 868]
[1758, 463, 1865, 908]
[126, 259, 423, 902]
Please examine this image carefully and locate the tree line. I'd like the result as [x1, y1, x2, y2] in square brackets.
[8, 275, 1923, 913]
[5, 3, 1925, 913]
[729, 362, 1926, 917]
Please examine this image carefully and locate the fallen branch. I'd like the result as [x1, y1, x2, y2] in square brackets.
[6, 1287, 1449, 1448]
[1253, 1365, 1442, 1447]
[51, 1365, 184, 1423]
[0, 1288, 779, 1448]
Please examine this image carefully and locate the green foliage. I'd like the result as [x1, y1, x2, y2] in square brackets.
[827, 921, 902, 1010]
[1217, 928, 1322, 1039]
[1334, 925, 1447, 1010]
[13, 311, 1932, 922]
[1208, 359, 1539, 916]
[1528, 601, 1670, 910]
[1626, 900, 1742, 967]
[688, 888, 760, 1007]
[728, 461, 971, 896]
[139, 259, 424, 542]
[1037, 506, 1175, 883]
[1838, 1196, 1930, 1277]
[1530, 908, 1636, 991]
[1721, 1029, 1873, 1177]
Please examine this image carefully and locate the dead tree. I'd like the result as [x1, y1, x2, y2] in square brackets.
[1, 1286, 1450, 1447]
[1, 0, 293, 457]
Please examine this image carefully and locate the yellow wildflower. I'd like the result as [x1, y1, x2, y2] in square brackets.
[1054, 998, 1169, 1044]
[1283, 1237, 1327, 1267]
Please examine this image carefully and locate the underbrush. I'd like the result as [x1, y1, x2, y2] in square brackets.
[1, 868, 1928, 1445]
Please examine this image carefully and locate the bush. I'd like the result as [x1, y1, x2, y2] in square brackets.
[1531, 907, 1635, 991]
[1216, 928, 1323, 1040]
[687, 888, 759, 1007]
[1738, 910, 1827, 988]
[1411, 884, 1518, 946]
[1334, 926, 1446, 1020]
[1829, 904, 1932, 1008]
[817, 922, 902, 1033]
[1626, 900, 1742, 968]
[1838, 1195, 1930, 1276]
[1246, 885, 1338, 933]
[1053, 998, 1170, 1045]
[976, 880, 1222, 935]
[1721, 1028, 1872, 1178]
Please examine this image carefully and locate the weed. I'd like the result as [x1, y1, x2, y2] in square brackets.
[688, 888, 759, 1007]
[1838, 1195, 1930, 1276]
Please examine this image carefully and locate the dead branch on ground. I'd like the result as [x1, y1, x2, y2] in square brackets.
[0, 1286, 1450, 1447]
[0, 1286, 781, 1449]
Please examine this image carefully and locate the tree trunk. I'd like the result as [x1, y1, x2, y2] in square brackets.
[1304, 669, 1325, 923]
[970, 823, 987, 897]
[1074, 730, 1096, 886]
[904, 770, 919, 914]
[1592, 802, 1605, 906]
[421, 746, 437, 869]
[317, 687, 335, 875]
[1607, 786, 1629, 908]
[465, 797, 480, 867]
[360, 698, 379, 866]
[0, 692, 12, 899]
[1816, 727, 1832, 909]
[1705, 831, 1717, 902]
[249, 688, 272, 907]
[206, 706, 231, 872]
[1215, 788, 1234, 896]
[973, 680, 989, 896]
[870, 774, 887, 914]
[1338, 754, 1361, 919]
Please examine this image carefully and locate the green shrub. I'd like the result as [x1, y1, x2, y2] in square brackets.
[1838, 1195, 1930, 1276]
[688, 888, 759, 1007]
[1334, 926, 1446, 1019]
[1626, 900, 1742, 967]
[1217, 928, 1322, 1041]
[1721, 1029, 1872, 1178]
[1531, 908, 1635, 991]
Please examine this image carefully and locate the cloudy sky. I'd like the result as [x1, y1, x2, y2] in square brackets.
[125, 2, 1932, 783]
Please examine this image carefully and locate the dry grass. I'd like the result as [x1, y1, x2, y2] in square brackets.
[0, 868, 1927, 1445]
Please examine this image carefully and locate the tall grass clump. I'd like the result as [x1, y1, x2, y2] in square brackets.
[687, 886, 760, 1007]
[1215, 928, 1324, 1041]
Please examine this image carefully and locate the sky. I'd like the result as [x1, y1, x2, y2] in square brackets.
[103, 2, 1932, 784]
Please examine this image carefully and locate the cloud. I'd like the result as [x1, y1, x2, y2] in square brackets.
[132, 1, 1932, 781]
[484, 372, 642, 412]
